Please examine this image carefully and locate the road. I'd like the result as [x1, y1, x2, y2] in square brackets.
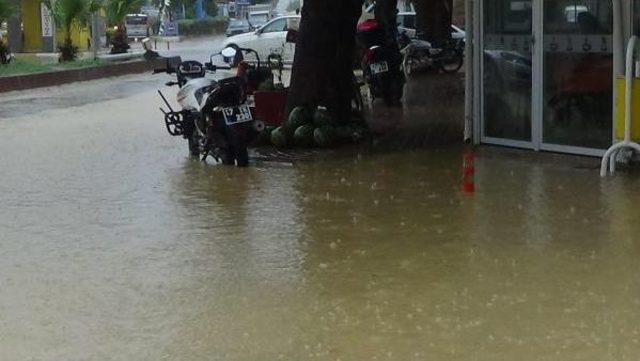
[2, 38, 640, 361]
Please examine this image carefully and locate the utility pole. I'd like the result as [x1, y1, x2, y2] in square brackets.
[91, 13, 100, 59]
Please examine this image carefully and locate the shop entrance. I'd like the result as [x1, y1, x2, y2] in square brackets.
[480, 0, 613, 155]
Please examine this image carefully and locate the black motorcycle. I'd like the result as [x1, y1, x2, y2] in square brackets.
[357, 19, 404, 106]
[155, 47, 266, 167]
[398, 32, 464, 77]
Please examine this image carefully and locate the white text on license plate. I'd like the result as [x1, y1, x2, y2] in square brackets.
[370, 62, 389, 74]
[223, 104, 253, 125]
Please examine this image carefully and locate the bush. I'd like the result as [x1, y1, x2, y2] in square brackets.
[204, 0, 217, 17]
[58, 38, 78, 62]
[177, 16, 229, 36]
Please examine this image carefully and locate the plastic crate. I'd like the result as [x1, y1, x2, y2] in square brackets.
[254, 90, 288, 126]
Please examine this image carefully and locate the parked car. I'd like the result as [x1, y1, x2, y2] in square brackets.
[248, 10, 270, 30]
[396, 12, 465, 43]
[222, 15, 301, 64]
[226, 19, 251, 37]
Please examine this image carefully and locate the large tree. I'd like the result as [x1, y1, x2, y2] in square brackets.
[286, 0, 453, 119]
[414, 0, 453, 45]
[286, 0, 364, 122]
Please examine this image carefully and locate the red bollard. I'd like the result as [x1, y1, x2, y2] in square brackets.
[461, 148, 475, 194]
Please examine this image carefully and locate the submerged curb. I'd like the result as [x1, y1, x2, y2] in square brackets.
[0, 59, 164, 93]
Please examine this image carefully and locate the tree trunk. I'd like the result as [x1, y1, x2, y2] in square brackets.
[414, 0, 453, 46]
[286, 0, 363, 122]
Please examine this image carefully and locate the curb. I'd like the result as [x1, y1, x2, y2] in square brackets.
[0, 58, 164, 94]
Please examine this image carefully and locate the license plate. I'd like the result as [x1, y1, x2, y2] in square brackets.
[223, 104, 253, 125]
[370, 61, 389, 74]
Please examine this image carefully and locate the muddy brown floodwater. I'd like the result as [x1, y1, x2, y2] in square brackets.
[1, 75, 640, 361]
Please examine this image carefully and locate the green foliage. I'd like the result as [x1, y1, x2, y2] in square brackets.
[105, 0, 142, 26]
[0, 0, 16, 25]
[203, 0, 217, 17]
[58, 38, 79, 61]
[41, 0, 103, 61]
[0, 57, 106, 76]
[177, 16, 228, 36]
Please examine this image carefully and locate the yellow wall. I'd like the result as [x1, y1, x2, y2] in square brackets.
[56, 27, 90, 51]
[20, 0, 91, 53]
[22, 0, 42, 52]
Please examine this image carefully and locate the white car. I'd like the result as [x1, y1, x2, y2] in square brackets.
[222, 15, 301, 64]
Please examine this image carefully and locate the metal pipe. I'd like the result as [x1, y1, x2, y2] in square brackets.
[624, 36, 637, 142]
[463, 0, 473, 143]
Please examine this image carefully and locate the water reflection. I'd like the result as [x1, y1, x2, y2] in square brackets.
[2, 107, 640, 359]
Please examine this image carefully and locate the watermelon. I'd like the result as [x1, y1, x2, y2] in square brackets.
[270, 126, 289, 148]
[313, 108, 334, 127]
[293, 125, 315, 147]
[256, 126, 276, 145]
[313, 126, 335, 148]
[287, 106, 312, 130]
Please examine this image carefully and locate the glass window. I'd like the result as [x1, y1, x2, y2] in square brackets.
[542, 0, 613, 148]
[482, 0, 533, 141]
[261, 18, 287, 33]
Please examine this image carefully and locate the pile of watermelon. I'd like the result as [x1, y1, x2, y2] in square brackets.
[258, 106, 369, 149]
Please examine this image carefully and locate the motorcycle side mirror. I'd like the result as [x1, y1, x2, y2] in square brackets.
[142, 37, 152, 52]
[205, 62, 216, 71]
[286, 29, 298, 44]
[221, 47, 237, 59]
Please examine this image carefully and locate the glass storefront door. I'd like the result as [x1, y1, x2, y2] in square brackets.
[480, 0, 614, 154]
[542, 0, 613, 150]
[482, 0, 534, 144]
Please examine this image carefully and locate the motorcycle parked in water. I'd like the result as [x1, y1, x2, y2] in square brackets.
[398, 32, 464, 77]
[357, 19, 404, 106]
[155, 47, 266, 167]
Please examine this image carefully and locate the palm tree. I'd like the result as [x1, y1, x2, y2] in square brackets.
[42, 0, 102, 61]
[0, 0, 16, 64]
[0, 0, 15, 24]
[105, 0, 142, 53]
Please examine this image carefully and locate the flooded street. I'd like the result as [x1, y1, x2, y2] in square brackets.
[1, 75, 640, 361]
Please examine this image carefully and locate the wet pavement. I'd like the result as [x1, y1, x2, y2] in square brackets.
[2, 65, 640, 361]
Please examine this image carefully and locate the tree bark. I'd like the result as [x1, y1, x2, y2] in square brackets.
[286, 0, 363, 122]
[414, 0, 453, 45]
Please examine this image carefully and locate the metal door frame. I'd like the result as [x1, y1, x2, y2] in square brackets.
[478, 0, 539, 151]
[476, 0, 614, 157]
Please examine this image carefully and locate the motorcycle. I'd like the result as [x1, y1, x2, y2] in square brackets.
[399, 32, 464, 77]
[155, 47, 266, 167]
[0, 39, 13, 65]
[357, 19, 404, 106]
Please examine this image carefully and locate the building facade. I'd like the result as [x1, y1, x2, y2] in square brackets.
[6, 0, 90, 53]
[468, 0, 640, 157]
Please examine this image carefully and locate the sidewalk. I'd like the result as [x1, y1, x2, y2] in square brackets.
[366, 71, 465, 146]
